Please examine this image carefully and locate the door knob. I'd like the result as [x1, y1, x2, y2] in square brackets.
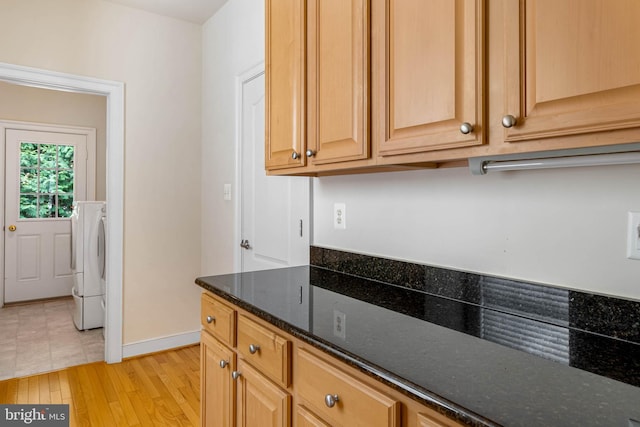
[8, 225, 16, 232]
[240, 240, 251, 250]
[291, 151, 301, 160]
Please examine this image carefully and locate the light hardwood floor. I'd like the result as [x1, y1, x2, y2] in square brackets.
[0, 345, 201, 426]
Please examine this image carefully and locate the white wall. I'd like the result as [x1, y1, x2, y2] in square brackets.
[201, 0, 264, 275]
[314, 164, 640, 300]
[0, 0, 203, 345]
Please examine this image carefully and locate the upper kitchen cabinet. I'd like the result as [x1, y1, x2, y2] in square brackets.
[266, 0, 372, 174]
[500, 0, 640, 147]
[306, 0, 370, 165]
[265, 0, 306, 170]
[373, 0, 485, 157]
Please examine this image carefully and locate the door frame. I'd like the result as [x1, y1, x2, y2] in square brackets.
[0, 62, 124, 364]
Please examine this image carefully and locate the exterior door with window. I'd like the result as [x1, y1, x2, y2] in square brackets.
[5, 129, 90, 302]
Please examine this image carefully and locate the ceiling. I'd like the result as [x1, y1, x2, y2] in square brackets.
[103, 0, 228, 24]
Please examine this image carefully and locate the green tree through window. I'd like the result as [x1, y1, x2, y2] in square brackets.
[19, 142, 74, 218]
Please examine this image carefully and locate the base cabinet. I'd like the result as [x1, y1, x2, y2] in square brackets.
[201, 291, 465, 427]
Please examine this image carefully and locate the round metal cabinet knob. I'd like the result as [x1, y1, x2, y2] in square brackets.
[292, 151, 301, 160]
[248, 344, 260, 354]
[8, 225, 16, 232]
[502, 115, 517, 128]
[206, 315, 215, 324]
[324, 394, 339, 408]
[219, 360, 229, 368]
[460, 122, 474, 134]
[231, 371, 241, 380]
[305, 149, 316, 158]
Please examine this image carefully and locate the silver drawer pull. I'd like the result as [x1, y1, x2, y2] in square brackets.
[501, 114, 517, 128]
[248, 344, 260, 354]
[219, 360, 229, 368]
[460, 122, 474, 134]
[231, 371, 241, 380]
[324, 394, 339, 408]
[206, 315, 215, 324]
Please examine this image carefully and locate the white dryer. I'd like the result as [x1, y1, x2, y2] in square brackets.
[70, 201, 106, 330]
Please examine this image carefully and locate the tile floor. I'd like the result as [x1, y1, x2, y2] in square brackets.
[0, 297, 104, 380]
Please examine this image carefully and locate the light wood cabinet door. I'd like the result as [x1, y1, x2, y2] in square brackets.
[266, 0, 306, 170]
[502, 0, 640, 144]
[201, 332, 236, 427]
[236, 360, 291, 427]
[374, 0, 485, 156]
[306, 0, 370, 164]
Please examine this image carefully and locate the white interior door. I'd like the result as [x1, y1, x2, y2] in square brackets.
[4, 128, 91, 302]
[240, 70, 310, 272]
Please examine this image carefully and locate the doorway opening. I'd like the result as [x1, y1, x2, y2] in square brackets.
[0, 62, 124, 367]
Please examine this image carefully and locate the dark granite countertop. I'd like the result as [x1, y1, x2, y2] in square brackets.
[195, 265, 640, 427]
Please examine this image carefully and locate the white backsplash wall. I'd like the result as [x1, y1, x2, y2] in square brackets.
[313, 164, 640, 300]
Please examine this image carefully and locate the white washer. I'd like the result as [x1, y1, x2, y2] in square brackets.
[70, 201, 106, 330]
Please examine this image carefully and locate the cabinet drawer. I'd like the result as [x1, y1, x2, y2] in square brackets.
[237, 314, 291, 387]
[296, 349, 400, 427]
[416, 412, 462, 427]
[296, 405, 331, 427]
[201, 293, 236, 347]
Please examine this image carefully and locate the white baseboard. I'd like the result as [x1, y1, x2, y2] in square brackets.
[121, 330, 200, 359]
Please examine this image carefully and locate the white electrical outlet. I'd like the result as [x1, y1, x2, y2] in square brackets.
[334, 203, 346, 230]
[627, 212, 640, 260]
[333, 309, 346, 340]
